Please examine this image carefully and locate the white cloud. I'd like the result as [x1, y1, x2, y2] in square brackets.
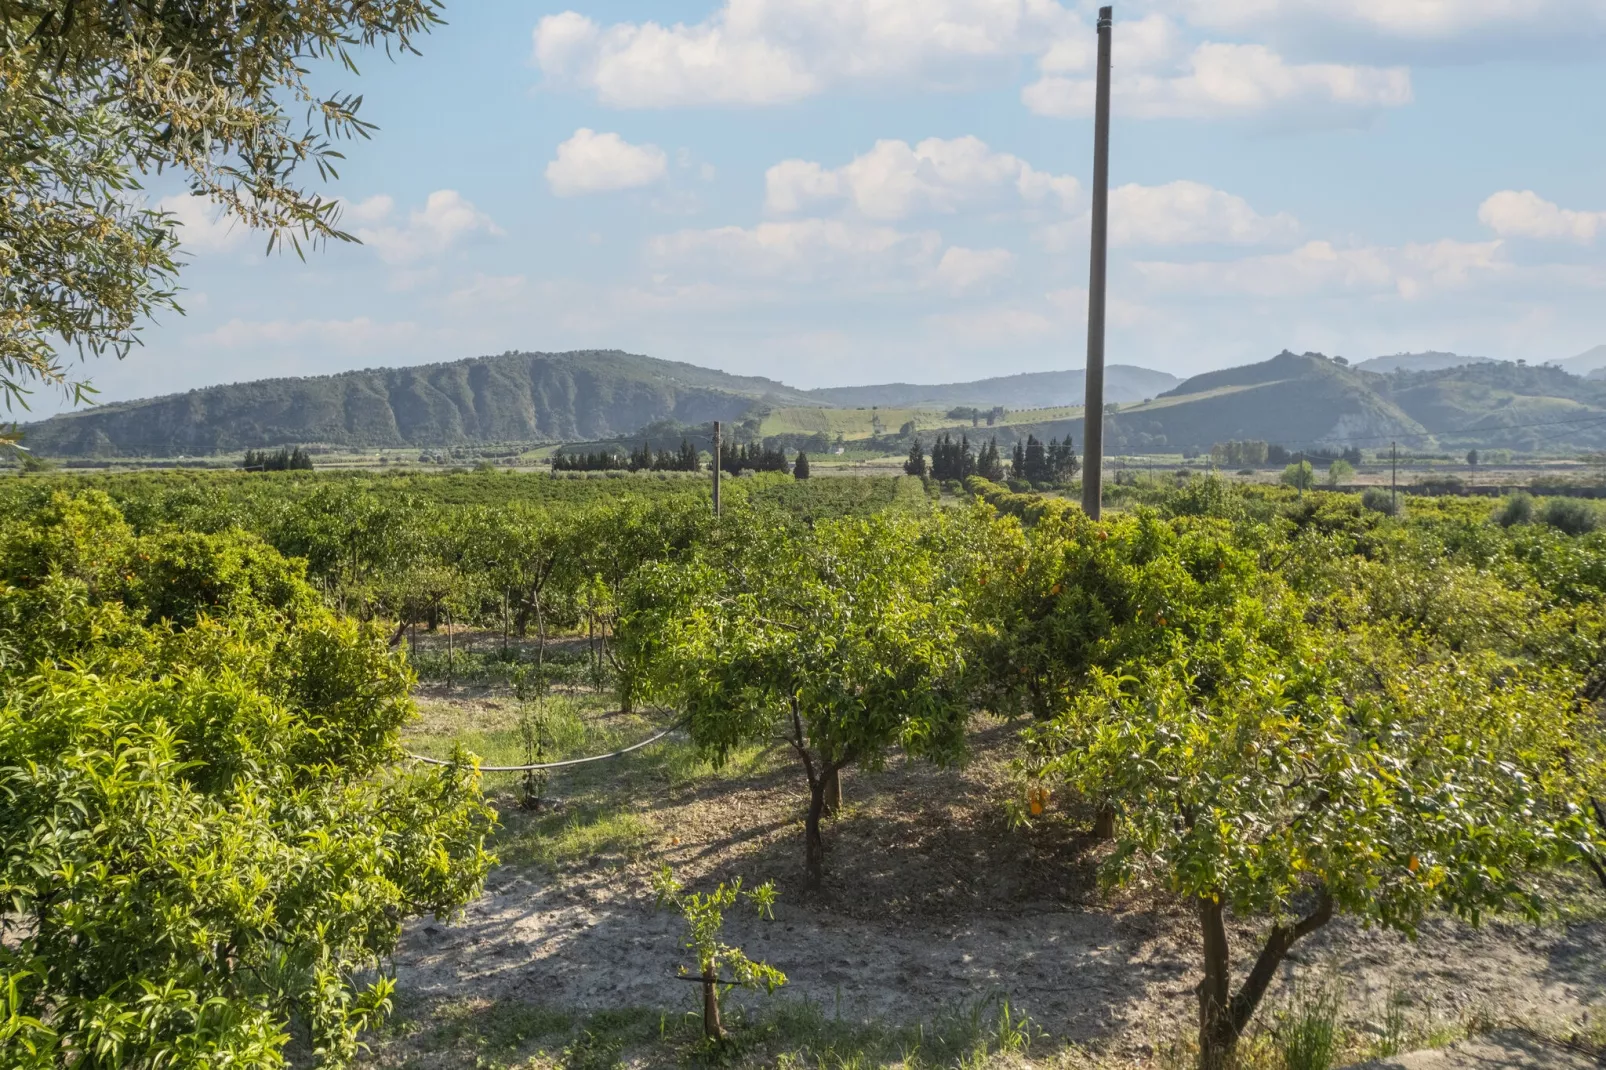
[199, 316, 422, 352]
[1479, 190, 1605, 244]
[934, 246, 1015, 292]
[1170, 0, 1606, 45]
[546, 129, 670, 196]
[765, 136, 1079, 220]
[534, 2, 1420, 122]
[1134, 238, 1506, 299]
[1110, 181, 1299, 245]
[342, 195, 396, 226]
[1024, 41, 1411, 119]
[647, 218, 944, 286]
[1037, 180, 1298, 250]
[533, 0, 1080, 107]
[356, 190, 501, 265]
[157, 194, 245, 254]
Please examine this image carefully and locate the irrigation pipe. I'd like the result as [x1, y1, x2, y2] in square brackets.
[404, 716, 687, 772]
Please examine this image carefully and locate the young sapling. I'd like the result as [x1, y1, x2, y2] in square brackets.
[652, 865, 786, 1042]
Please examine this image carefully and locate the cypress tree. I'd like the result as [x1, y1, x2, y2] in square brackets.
[794, 451, 810, 479]
[904, 440, 926, 477]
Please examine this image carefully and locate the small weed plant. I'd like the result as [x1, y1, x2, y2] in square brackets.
[1273, 985, 1343, 1070]
[653, 865, 787, 1043]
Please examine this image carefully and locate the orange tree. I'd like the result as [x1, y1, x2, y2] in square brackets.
[1013, 505, 1592, 1070]
[0, 493, 493, 1067]
[621, 507, 1000, 888]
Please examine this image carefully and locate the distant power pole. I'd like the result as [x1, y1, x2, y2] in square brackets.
[1391, 441, 1397, 513]
[712, 421, 722, 517]
[1081, 5, 1114, 520]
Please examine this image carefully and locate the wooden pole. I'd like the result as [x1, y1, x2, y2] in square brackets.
[1391, 441, 1398, 513]
[1081, 5, 1114, 520]
[712, 420, 722, 516]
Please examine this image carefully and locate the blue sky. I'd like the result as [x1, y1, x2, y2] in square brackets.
[42, 0, 1606, 415]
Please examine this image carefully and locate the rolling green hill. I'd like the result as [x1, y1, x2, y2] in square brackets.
[1374, 361, 1606, 450]
[21, 350, 818, 457]
[932, 351, 1606, 455]
[802, 365, 1180, 409]
[21, 347, 1606, 460]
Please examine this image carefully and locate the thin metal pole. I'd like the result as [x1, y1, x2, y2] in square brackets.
[712, 421, 722, 516]
[1391, 441, 1397, 513]
[1081, 5, 1114, 520]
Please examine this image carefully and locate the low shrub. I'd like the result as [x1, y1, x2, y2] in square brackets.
[1494, 492, 1534, 527]
[1361, 487, 1399, 515]
[1540, 496, 1600, 536]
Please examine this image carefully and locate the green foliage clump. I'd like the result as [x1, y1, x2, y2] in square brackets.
[1360, 486, 1398, 515]
[624, 508, 1003, 886]
[1495, 492, 1535, 527]
[0, 492, 494, 1068]
[990, 490, 1606, 1070]
[1540, 495, 1600, 536]
[1280, 460, 1315, 492]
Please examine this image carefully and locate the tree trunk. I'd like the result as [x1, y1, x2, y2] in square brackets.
[805, 778, 828, 889]
[1093, 802, 1117, 839]
[822, 767, 842, 816]
[1197, 897, 1236, 1070]
[701, 972, 725, 1041]
[1196, 890, 1335, 1070]
[446, 609, 454, 687]
[502, 589, 509, 655]
[534, 590, 547, 667]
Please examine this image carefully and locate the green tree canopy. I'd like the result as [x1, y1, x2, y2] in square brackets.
[0, 492, 493, 1067]
[623, 509, 993, 886]
[1, 1, 442, 429]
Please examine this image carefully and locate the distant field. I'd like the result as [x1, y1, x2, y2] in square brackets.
[759, 406, 937, 439]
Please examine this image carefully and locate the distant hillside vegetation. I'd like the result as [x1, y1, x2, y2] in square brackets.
[957, 351, 1606, 454]
[1552, 344, 1606, 377]
[803, 365, 1180, 409]
[22, 350, 817, 457]
[1354, 351, 1501, 374]
[1375, 360, 1606, 450]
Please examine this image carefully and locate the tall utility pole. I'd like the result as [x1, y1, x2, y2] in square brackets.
[1391, 441, 1397, 514]
[1081, 5, 1114, 520]
[712, 421, 722, 517]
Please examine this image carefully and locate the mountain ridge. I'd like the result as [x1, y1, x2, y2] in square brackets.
[804, 366, 1180, 409]
[19, 346, 1606, 458]
[22, 350, 818, 457]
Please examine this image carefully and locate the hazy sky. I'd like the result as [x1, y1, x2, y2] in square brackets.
[36, 0, 1606, 415]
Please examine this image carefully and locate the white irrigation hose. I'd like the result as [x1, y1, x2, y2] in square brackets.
[404, 717, 686, 772]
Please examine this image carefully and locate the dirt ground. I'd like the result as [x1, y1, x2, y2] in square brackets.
[382, 698, 1606, 1067]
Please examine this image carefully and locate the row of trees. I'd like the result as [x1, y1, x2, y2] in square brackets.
[630, 439, 702, 472]
[719, 442, 793, 475]
[1212, 441, 1369, 471]
[6, 470, 1606, 1069]
[1012, 435, 1078, 483]
[906, 434, 1080, 486]
[241, 446, 315, 471]
[553, 439, 703, 472]
[911, 433, 1007, 481]
[617, 480, 1606, 1070]
[946, 406, 1008, 427]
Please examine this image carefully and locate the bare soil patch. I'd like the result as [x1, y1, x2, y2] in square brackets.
[379, 699, 1606, 1067]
